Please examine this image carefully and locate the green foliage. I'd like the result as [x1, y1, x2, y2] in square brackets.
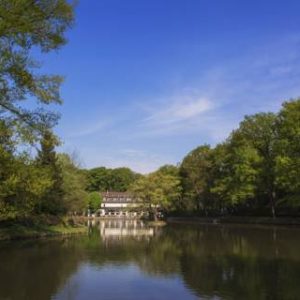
[232, 113, 278, 216]
[88, 192, 102, 212]
[179, 99, 300, 217]
[0, 1, 86, 223]
[180, 145, 213, 212]
[0, 126, 88, 221]
[131, 166, 182, 219]
[210, 141, 260, 208]
[0, 122, 53, 220]
[0, 0, 74, 132]
[86, 167, 140, 192]
[275, 100, 300, 196]
[57, 153, 89, 214]
[36, 131, 64, 215]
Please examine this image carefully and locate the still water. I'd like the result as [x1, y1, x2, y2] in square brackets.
[1, 220, 300, 300]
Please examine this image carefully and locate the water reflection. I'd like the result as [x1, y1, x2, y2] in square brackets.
[89, 219, 155, 241]
[1, 221, 300, 299]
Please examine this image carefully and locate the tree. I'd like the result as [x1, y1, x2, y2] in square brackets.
[180, 145, 213, 213]
[36, 130, 64, 215]
[86, 167, 140, 192]
[0, 120, 16, 201]
[110, 168, 141, 192]
[57, 153, 89, 215]
[88, 192, 102, 213]
[131, 169, 182, 220]
[158, 165, 180, 177]
[275, 99, 300, 204]
[10, 158, 53, 220]
[0, 120, 53, 221]
[233, 113, 278, 217]
[210, 140, 260, 213]
[0, 0, 74, 133]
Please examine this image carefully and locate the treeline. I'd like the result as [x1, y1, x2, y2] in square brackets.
[0, 1, 85, 223]
[83, 167, 141, 213]
[131, 99, 300, 218]
[85, 167, 141, 192]
[0, 1, 141, 222]
[1, 1, 300, 222]
[0, 125, 88, 222]
[179, 99, 300, 217]
[0, 121, 142, 221]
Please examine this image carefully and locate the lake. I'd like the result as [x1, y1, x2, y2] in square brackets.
[1, 220, 300, 300]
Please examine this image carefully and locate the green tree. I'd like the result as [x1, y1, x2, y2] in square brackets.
[0, 120, 16, 202]
[0, 120, 53, 220]
[131, 170, 182, 220]
[86, 167, 109, 192]
[275, 99, 300, 205]
[110, 168, 141, 192]
[86, 167, 140, 192]
[0, 0, 74, 132]
[180, 145, 213, 213]
[57, 153, 89, 215]
[11, 157, 53, 220]
[158, 165, 180, 177]
[36, 130, 64, 215]
[210, 140, 260, 213]
[233, 113, 278, 217]
[88, 192, 102, 213]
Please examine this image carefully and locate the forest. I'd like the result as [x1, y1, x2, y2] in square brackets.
[1, 1, 300, 225]
[2, 97, 300, 222]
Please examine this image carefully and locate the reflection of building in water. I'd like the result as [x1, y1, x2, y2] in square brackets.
[97, 220, 154, 241]
[99, 192, 147, 218]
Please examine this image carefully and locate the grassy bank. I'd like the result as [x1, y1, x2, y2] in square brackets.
[167, 216, 300, 226]
[0, 217, 87, 241]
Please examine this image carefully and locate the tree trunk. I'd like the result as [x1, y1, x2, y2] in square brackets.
[153, 206, 158, 221]
[270, 191, 276, 219]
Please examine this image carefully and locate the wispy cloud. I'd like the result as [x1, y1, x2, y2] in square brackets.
[135, 34, 300, 141]
[60, 34, 300, 172]
[144, 97, 213, 125]
[134, 94, 217, 137]
[66, 120, 110, 138]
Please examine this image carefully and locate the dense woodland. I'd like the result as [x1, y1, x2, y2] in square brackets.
[130, 99, 300, 219]
[1, 1, 300, 224]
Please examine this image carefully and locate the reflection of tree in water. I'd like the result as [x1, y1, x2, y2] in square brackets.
[1, 225, 300, 299]
[0, 238, 84, 300]
[84, 224, 300, 299]
[149, 225, 300, 300]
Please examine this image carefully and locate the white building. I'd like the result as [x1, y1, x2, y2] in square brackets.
[99, 192, 146, 218]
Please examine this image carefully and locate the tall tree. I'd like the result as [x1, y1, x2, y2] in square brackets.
[131, 169, 182, 220]
[0, 120, 52, 220]
[36, 130, 64, 214]
[88, 192, 102, 213]
[57, 153, 89, 215]
[210, 140, 260, 213]
[224, 113, 278, 217]
[180, 145, 213, 213]
[275, 99, 300, 202]
[86, 167, 140, 192]
[0, 0, 74, 134]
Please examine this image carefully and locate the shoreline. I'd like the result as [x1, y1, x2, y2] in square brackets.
[0, 223, 87, 241]
[167, 216, 300, 226]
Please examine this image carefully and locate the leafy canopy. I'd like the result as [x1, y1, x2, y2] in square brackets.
[0, 0, 74, 133]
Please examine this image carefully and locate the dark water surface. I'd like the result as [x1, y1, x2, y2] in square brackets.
[1, 220, 300, 300]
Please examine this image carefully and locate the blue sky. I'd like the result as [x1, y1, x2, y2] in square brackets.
[42, 0, 300, 173]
